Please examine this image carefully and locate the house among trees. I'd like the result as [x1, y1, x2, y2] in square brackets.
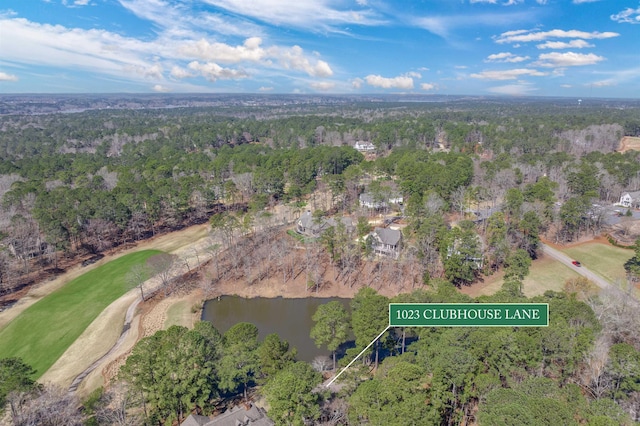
[359, 192, 403, 209]
[618, 191, 640, 209]
[296, 211, 354, 237]
[367, 227, 402, 258]
[181, 403, 274, 426]
[468, 206, 502, 224]
[354, 140, 376, 152]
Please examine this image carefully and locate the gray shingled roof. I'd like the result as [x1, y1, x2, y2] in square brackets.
[181, 404, 274, 426]
[181, 414, 211, 426]
[374, 227, 401, 245]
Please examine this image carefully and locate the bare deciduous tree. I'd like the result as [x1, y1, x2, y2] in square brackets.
[125, 263, 151, 301]
[10, 384, 84, 426]
[147, 253, 177, 297]
[95, 382, 142, 426]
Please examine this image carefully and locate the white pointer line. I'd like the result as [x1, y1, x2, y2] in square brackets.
[325, 324, 391, 388]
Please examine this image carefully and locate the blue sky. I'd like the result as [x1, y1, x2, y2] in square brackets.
[1, 0, 639, 97]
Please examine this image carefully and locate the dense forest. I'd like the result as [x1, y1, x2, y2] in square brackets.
[1, 95, 640, 424]
[2, 96, 640, 297]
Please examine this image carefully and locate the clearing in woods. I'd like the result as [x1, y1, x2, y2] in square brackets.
[618, 136, 640, 153]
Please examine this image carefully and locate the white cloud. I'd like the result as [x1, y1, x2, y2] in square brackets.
[536, 0, 548, 4]
[573, 0, 601, 3]
[201, 0, 385, 33]
[310, 81, 336, 91]
[124, 63, 164, 79]
[611, 7, 640, 24]
[0, 16, 335, 88]
[351, 77, 364, 89]
[420, 83, 436, 90]
[560, 84, 572, 88]
[503, 0, 523, 5]
[495, 29, 619, 44]
[487, 83, 537, 95]
[536, 40, 593, 49]
[485, 52, 530, 63]
[62, 0, 91, 6]
[356, 0, 368, 5]
[269, 45, 333, 77]
[170, 66, 192, 79]
[405, 71, 422, 78]
[364, 74, 414, 89]
[470, 0, 498, 3]
[179, 37, 266, 63]
[0, 17, 171, 83]
[179, 38, 333, 77]
[470, 68, 547, 80]
[258, 86, 273, 91]
[535, 51, 604, 67]
[187, 61, 248, 81]
[152, 84, 170, 92]
[413, 11, 534, 39]
[591, 79, 615, 87]
[0, 72, 18, 82]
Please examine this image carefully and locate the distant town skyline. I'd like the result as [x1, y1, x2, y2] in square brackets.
[1, 0, 639, 98]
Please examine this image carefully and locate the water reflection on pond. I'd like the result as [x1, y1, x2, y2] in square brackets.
[201, 296, 350, 362]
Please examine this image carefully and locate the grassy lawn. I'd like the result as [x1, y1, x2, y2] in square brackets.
[0, 250, 161, 378]
[465, 257, 580, 298]
[561, 243, 631, 285]
[466, 241, 633, 299]
[286, 229, 318, 244]
[164, 300, 193, 328]
[521, 257, 580, 297]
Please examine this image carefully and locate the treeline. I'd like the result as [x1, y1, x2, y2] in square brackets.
[2, 99, 640, 296]
[4, 282, 638, 425]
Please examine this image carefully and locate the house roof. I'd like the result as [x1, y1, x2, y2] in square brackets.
[359, 193, 376, 204]
[182, 414, 212, 426]
[298, 211, 353, 233]
[208, 404, 274, 426]
[622, 191, 640, 199]
[374, 227, 401, 245]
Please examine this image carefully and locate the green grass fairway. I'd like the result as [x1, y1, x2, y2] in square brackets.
[561, 243, 631, 285]
[0, 250, 161, 378]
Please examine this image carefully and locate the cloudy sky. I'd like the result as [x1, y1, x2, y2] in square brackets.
[1, 0, 639, 97]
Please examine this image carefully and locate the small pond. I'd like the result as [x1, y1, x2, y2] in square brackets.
[202, 296, 350, 362]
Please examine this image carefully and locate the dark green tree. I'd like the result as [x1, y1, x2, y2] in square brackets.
[0, 357, 37, 415]
[310, 301, 350, 370]
[262, 362, 322, 426]
[257, 333, 297, 382]
[119, 325, 218, 423]
[351, 287, 389, 368]
[219, 322, 260, 400]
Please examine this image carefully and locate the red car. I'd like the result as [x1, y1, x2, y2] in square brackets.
[571, 260, 581, 267]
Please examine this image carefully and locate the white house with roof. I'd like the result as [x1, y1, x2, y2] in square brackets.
[618, 191, 640, 209]
[354, 141, 376, 152]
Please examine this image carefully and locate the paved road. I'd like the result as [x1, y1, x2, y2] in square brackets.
[540, 243, 611, 290]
